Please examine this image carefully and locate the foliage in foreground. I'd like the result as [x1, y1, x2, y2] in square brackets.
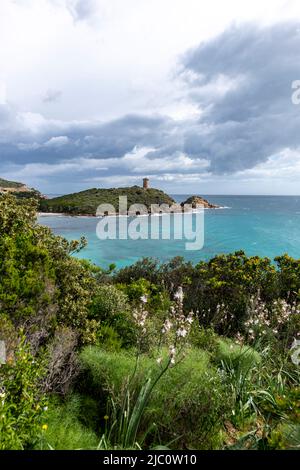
[36, 395, 99, 450]
[0, 193, 300, 450]
[0, 335, 47, 450]
[78, 346, 230, 449]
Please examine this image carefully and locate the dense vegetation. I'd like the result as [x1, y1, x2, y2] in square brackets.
[0, 193, 299, 450]
[39, 186, 175, 215]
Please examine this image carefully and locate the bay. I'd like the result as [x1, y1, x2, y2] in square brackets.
[38, 195, 300, 268]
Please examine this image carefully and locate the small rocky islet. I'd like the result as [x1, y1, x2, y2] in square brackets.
[180, 195, 220, 209]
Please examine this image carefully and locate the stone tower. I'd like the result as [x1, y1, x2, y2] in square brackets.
[143, 177, 149, 190]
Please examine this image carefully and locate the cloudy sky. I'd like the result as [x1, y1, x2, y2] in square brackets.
[1, 0, 300, 194]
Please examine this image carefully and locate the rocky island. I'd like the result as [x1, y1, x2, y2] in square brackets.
[181, 195, 220, 209]
[39, 179, 220, 216]
[1, 176, 220, 215]
[38, 184, 176, 216]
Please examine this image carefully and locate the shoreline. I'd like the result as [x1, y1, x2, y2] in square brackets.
[38, 206, 230, 218]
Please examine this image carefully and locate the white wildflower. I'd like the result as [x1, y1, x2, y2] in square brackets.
[176, 327, 188, 338]
[174, 286, 184, 303]
[186, 312, 194, 324]
[162, 318, 172, 334]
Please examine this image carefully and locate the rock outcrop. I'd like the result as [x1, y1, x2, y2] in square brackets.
[181, 195, 220, 209]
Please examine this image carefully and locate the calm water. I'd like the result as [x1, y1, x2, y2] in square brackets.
[38, 195, 300, 269]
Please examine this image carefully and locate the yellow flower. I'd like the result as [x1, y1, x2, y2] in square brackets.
[103, 415, 109, 421]
[42, 424, 48, 431]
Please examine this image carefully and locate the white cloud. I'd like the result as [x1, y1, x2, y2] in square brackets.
[236, 148, 300, 181]
[44, 136, 70, 147]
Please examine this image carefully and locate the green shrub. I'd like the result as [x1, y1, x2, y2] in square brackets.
[95, 325, 123, 352]
[0, 335, 47, 450]
[275, 254, 300, 301]
[89, 285, 129, 321]
[0, 193, 97, 345]
[189, 325, 218, 353]
[118, 278, 152, 303]
[89, 285, 136, 348]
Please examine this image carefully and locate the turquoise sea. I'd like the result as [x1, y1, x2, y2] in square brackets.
[38, 195, 300, 269]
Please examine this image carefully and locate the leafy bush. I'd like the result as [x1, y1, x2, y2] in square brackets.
[89, 285, 129, 322]
[189, 325, 218, 353]
[118, 278, 171, 317]
[0, 335, 47, 450]
[0, 194, 97, 344]
[113, 258, 161, 285]
[275, 254, 300, 301]
[95, 325, 123, 352]
[89, 285, 136, 348]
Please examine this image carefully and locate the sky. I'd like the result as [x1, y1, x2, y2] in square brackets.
[1, 0, 300, 194]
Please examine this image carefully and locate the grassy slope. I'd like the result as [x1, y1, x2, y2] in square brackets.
[39, 186, 176, 215]
[79, 346, 229, 449]
[36, 396, 99, 450]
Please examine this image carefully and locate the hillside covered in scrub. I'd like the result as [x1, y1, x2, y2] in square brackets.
[0, 177, 25, 189]
[0, 193, 299, 451]
[0, 177, 44, 199]
[39, 186, 176, 215]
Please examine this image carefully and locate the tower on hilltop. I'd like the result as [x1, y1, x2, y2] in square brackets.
[143, 177, 149, 190]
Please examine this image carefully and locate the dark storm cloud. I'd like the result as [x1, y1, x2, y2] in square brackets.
[0, 109, 174, 165]
[181, 22, 300, 173]
[84, 114, 175, 157]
